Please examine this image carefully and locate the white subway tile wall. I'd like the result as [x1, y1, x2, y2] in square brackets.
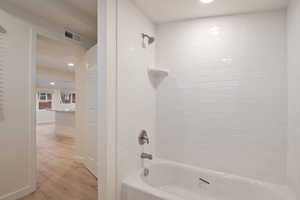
[156, 11, 287, 184]
[117, 0, 156, 199]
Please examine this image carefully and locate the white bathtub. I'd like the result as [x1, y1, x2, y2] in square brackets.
[122, 160, 296, 200]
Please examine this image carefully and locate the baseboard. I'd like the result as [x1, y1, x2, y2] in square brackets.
[85, 157, 97, 178]
[36, 121, 55, 125]
[0, 185, 35, 200]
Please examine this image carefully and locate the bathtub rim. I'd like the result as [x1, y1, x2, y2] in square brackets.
[122, 158, 296, 200]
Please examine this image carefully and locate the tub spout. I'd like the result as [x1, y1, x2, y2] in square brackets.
[141, 153, 153, 160]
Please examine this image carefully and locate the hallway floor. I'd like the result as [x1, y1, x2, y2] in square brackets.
[19, 124, 98, 200]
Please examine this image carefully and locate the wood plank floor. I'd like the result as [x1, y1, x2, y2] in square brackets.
[19, 124, 98, 200]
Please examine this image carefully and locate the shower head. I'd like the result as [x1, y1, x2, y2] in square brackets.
[142, 33, 155, 45]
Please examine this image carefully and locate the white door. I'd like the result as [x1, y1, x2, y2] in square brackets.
[85, 45, 98, 177]
[0, 9, 36, 199]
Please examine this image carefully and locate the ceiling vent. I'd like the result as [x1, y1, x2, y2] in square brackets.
[65, 30, 81, 42]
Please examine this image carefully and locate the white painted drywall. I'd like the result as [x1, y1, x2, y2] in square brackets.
[85, 45, 98, 176]
[287, 0, 300, 197]
[156, 10, 287, 184]
[37, 67, 75, 81]
[74, 46, 98, 174]
[117, 0, 156, 198]
[0, 9, 35, 200]
[74, 44, 98, 175]
[75, 49, 88, 162]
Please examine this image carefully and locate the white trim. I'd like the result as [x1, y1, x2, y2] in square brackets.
[85, 156, 98, 177]
[28, 29, 37, 192]
[36, 121, 55, 125]
[98, 0, 118, 199]
[0, 186, 35, 200]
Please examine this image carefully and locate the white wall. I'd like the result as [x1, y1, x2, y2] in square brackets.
[117, 0, 156, 198]
[37, 67, 75, 81]
[74, 44, 98, 175]
[75, 50, 88, 161]
[156, 10, 287, 184]
[84, 45, 98, 176]
[287, 0, 300, 197]
[0, 9, 35, 200]
[71, 47, 98, 176]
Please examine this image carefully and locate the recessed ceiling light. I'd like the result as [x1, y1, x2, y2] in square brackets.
[68, 63, 75, 67]
[50, 82, 55, 86]
[200, 0, 214, 4]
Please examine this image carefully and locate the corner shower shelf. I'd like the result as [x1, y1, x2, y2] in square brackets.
[148, 67, 169, 78]
[148, 67, 169, 88]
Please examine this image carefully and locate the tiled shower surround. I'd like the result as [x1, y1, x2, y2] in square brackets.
[156, 11, 286, 184]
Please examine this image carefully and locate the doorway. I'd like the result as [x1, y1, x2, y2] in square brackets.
[0, 1, 100, 199]
[21, 35, 98, 200]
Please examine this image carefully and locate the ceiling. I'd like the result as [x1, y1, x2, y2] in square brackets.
[37, 78, 75, 90]
[63, 0, 97, 18]
[3, 0, 288, 37]
[37, 35, 84, 72]
[132, 0, 289, 24]
[5, 0, 97, 41]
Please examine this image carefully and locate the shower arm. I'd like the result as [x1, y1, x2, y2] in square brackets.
[142, 33, 155, 44]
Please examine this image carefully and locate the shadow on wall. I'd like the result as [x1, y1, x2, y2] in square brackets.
[0, 27, 6, 122]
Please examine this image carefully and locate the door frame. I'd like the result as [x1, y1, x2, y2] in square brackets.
[28, 0, 120, 199]
[97, 0, 118, 199]
[28, 29, 37, 192]
[28, 29, 96, 194]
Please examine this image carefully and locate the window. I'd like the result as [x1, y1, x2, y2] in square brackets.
[47, 93, 52, 100]
[38, 92, 52, 110]
[60, 92, 76, 104]
[61, 93, 71, 104]
[72, 93, 76, 103]
[39, 93, 47, 101]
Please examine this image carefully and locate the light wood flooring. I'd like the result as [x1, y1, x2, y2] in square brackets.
[19, 124, 98, 200]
